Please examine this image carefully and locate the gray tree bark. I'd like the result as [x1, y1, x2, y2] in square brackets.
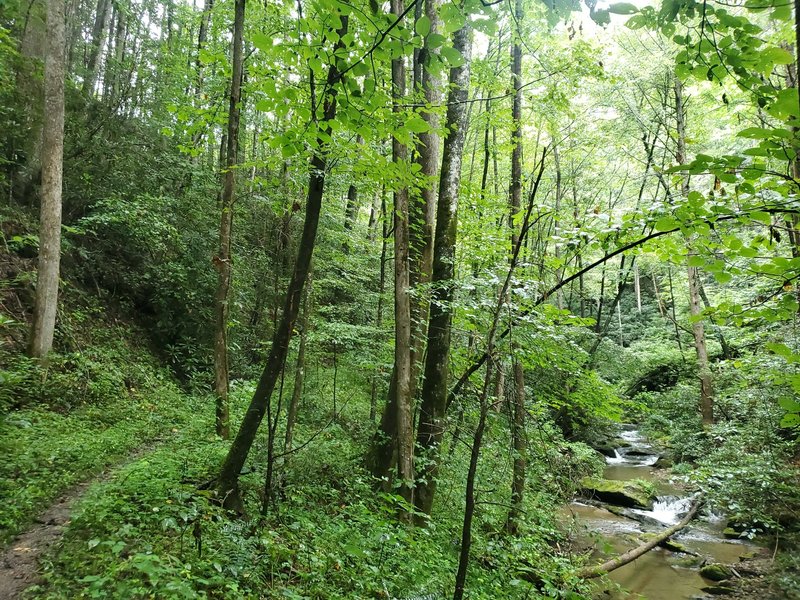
[29, 0, 65, 359]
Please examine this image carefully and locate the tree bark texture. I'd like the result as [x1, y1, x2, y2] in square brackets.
[414, 16, 472, 517]
[408, 0, 442, 394]
[29, 0, 65, 359]
[212, 0, 244, 440]
[505, 0, 526, 534]
[390, 0, 414, 513]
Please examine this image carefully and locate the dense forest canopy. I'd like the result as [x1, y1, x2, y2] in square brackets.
[2, 0, 800, 597]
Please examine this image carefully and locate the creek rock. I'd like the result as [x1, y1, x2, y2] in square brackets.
[700, 563, 734, 581]
[701, 583, 735, 595]
[579, 477, 656, 509]
[653, 456, 674, 469]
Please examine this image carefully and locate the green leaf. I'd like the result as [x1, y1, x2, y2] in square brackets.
[440, 3, 465, 34]
[405, 115, 430, 133]
[714, 271, 732, 284]
[415, 15, 431, 37]
[608, 2, 638, 14]
[251, 32, 272, 52]
[440, 45, 465, 68]
[760, 46, 795, 66]
[654, 216, 679, 231]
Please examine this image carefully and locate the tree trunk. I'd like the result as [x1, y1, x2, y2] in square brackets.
[414, 14, 472, 518]
[83, 0, 111, 96]
[212, 0, 245, 440]
[216, 15, 348, 513]
[284, 278, 310, 454]
[390, 0, 414, 514]
[370, 193, 389, 423]
[505, 0, 526, 534]
[452, 361, 492, 600]
[408, 0, 442, 397]
[28, 0, 65, 360]
[577, 494, 703, 579]
[688, 263, 714, 425]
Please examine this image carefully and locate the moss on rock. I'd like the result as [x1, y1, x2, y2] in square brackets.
[579, 477, 655, 509]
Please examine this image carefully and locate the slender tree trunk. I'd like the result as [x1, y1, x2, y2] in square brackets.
[212, 0, 245, 440]
[675, 76, 713, 424]
[284, 278, 310, 453]
[83, 0, 110, 96]
[505, 0, 526, 534]
[634, 263, 641, 313]
[390, 0, 414, 514]
[216, 15, 348, 513]
[370, 193, 389, 423]
[29, 0, 65, 359]
[688, 263, 714, 425]
[452, 361, 492, 600]
[408, 0, 442, 397]
[414, 16, 472, 518]
[697, 281, 733, 359]
[452, 149, 547, 598]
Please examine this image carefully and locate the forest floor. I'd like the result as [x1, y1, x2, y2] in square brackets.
[0, 480, 91, 599]
[0, 442, 161, 599]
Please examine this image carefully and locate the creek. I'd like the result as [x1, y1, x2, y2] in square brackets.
[564, 426, 761, 599]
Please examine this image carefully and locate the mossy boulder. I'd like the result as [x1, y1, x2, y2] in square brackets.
[579, 477, 655, 509]
[653, 456, 674, 469]
[700, 563, 734, 582]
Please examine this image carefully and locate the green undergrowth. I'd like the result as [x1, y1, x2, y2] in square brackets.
[0, 317, 208, 545]
[25, 371, 595, 599]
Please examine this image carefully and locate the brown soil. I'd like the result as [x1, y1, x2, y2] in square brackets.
[0, 482, 90, 600]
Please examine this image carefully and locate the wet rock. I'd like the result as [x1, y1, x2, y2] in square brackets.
[701, 583, 735, 595]
[579, 477, 656, 510]
[625, 449, 653, 457]
[653, 456, 673, 469]
[670, 554, 706, 568]
[700, 563, 734, 581]
[593, 444, 617, 458]
[723, 527, 743, 540]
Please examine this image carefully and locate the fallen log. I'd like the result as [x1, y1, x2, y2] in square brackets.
[577, 493, 704, 579]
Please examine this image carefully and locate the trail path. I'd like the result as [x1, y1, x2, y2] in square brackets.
[0, 481, 91, 599]
[0, 442, 160, 599]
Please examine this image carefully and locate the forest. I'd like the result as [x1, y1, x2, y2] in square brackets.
[1, 0, 800, 596]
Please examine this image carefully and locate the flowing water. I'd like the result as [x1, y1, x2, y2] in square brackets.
[563, 426, 761, 599]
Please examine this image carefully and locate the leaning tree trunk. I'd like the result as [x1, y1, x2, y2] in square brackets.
[212, 0, 245, 440]
[216, 16, 349, 513]
[414, 12, 472, 518]
[29, 0, 65, 360]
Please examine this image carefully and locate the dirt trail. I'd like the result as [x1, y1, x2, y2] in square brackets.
[0, 481, 91, 599]
[0, 442, 161, 599]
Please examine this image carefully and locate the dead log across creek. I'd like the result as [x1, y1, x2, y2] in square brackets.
[577, 493, 704, 579]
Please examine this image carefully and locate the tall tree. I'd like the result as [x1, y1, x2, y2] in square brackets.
[390, 0, 415, 514]
[414, 9, 472, 517]
[505, 0, 526, 535]
[674, 76, 713, 426]
[215, 14, 349, 513]
[29, 0, 66, 359]
[212, 0, 245, 440]
[83, 0, 111, 96]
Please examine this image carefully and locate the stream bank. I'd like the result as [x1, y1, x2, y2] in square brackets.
[564, 426, 770, 599]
